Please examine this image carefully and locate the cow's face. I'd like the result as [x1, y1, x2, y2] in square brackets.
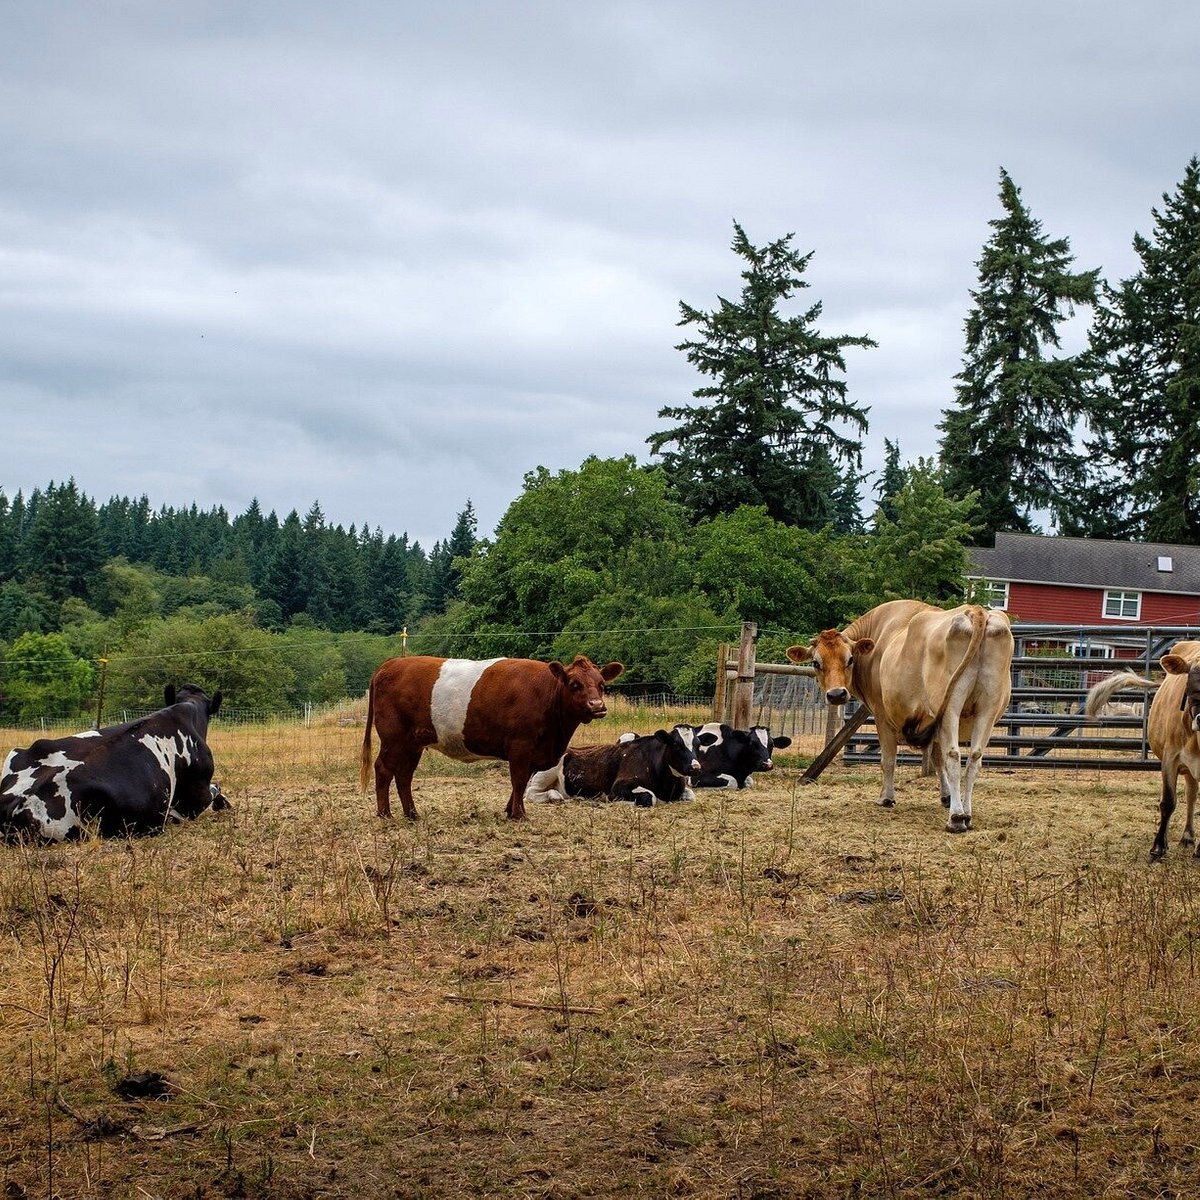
[787, 631, 874, 705]
[1162, 654, 1200, 732]
[748, 726, 791, 772]
[657, 725, 701, 778]
[550, 656, 624, 723]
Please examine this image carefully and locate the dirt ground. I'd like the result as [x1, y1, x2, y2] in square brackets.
[3, 724, 1200, 1198]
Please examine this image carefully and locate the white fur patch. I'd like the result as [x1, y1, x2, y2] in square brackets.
[430, 658, 503, 760]
[524, 762, 564, 803]
[137, 732, 195, 801]
[3, 749, 87, 840]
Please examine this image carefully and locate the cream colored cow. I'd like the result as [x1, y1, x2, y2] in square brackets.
[787, 600, 1014, 832]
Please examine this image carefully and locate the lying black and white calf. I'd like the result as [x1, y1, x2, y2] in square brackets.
[525, 724, 700, 807]
[690, 722, 792, 789]
[1, 684, 227, 841]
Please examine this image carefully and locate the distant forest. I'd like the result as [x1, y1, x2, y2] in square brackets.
[0, 480, 479, 720]
[0, 481, 474, 639]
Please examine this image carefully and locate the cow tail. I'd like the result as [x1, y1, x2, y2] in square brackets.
[359, 679, 376, 793]
[1084, 671, 1157, 719]
[904, 604, 992, 748]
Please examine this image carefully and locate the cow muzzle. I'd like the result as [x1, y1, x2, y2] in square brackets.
[588, 702, 608, 718]
[825, 687, 849, 705]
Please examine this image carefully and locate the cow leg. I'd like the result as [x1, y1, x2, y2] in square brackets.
[506, 762, 531, 820]
[524, 765, 564, 805]
[1181, 772, 1197, 851]
[1152, 762, 1179, 861]
[376, 745, 422, 820]
[876, 724, 899, 807]
[956, 716, 996, 833]
[934, 743, 953, 809]
[938, 718, 971, 834]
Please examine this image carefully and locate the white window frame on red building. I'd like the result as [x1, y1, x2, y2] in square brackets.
[971, 579, 1009, 610]
[1102, 589, 1142, 620]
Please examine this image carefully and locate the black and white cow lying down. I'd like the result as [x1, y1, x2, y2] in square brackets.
[691, 723, 792, 790]
[525, 725, 700, 807]
[0, 684, 226, 841]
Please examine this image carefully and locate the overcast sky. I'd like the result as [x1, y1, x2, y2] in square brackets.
[3, 2, 1197, 549]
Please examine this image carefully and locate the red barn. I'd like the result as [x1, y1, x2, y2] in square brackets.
[969, 532, 1200, 659]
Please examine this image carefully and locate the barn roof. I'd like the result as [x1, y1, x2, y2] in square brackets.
[969, 531, 1200, 595]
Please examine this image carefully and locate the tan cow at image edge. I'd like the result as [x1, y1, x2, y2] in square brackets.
[1085, 641, 1200, 861]
[787, 599, 1014, 832]
[360, 655, 624, 820]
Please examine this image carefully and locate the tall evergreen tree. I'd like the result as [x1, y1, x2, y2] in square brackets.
[938, 169, 1099, 541]
[874, 438, 908, 524]
[262, 510, 308, 620]
[647, 222, 875, 529]
[19, 479, 105, 603]
[429, 500, 478, 611]
[1081, 157, 1200, 542]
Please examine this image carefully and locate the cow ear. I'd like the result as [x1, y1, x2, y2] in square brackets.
[852, 638, 875, 656]
[772, 735, 792, 749]
[785, 645, 812, 664]
[164, 684, 176, 706]
[548, 661, 568, 683]
[210, 691, 223, 716]
[1161, 654, 1190, 675]
[654, 729, 670, 743]
[601, 661, 624, 682]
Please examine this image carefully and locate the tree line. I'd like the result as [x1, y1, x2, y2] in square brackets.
[1, 156, 1196, 720]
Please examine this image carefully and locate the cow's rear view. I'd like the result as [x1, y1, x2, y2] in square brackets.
[1, 683, 225, 840]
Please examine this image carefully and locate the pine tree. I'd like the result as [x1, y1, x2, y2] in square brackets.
[1082, 157, 1200, 542]
[938, 169, 1099, 541]
[874, 439, 908, 524]
[429, 501, 478, 611]
[262, 511, 308, 620]
[647, 222, 875, 528]
[19, 479, 105, 602]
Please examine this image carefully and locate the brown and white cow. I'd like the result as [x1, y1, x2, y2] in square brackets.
[786, 599, 1013, 832]
[1085, 643, 1200, 861]
[525, 725, 700, 807]
[360, 655, 624, 820]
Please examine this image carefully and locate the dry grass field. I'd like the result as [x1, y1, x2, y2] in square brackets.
[2, 710, 1200, 1199]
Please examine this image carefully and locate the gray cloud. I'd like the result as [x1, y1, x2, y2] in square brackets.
[2, 1, 1197, 546]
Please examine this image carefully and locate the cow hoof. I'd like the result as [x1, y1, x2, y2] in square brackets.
[939, 794, 951, 809]
[878, 798, 895, 808]
[1149, 847, 1166, 863]
[945, 816, 970, 833]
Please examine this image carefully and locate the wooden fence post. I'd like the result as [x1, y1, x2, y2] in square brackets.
[732, 622, 757, 730]
[713, 642, 729, 722]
